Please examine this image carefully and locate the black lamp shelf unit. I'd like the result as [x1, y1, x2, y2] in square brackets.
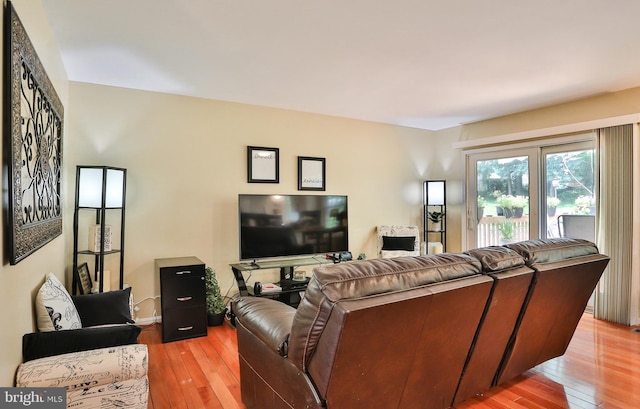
[423, 180, 446, 254]
[72, 166, 127, 294]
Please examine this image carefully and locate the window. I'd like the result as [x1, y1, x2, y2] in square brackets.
[465, 135, 595, 250]
[542, 143, 595, 241]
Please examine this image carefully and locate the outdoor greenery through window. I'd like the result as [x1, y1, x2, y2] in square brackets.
[545, 150, 595, 215]
[476, 156, 530, 246]
[544, 149, 595, 239]
[471, 140, 595, 248]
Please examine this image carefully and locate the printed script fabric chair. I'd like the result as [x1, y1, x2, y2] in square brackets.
[24, 273, 141, 362]
[557, 214, 596, 242]
[377, 225, 420, 258]
[16, 344, 149, 409]
[16, 273, 148, 408]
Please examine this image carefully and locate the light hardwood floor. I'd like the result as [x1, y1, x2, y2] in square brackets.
[140, 313, 640, 409]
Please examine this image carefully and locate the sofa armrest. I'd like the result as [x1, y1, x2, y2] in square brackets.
[16, 344, 148, 391]
[22, 324, 141, 362]
[232, 297, 296, 356]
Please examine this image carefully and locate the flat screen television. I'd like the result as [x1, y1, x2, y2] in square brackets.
[238, 194, 348, 261]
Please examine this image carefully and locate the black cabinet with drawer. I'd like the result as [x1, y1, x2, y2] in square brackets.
[156, 256, 207, 342]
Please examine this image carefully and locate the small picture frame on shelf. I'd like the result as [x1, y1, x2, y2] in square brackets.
[247, 146, 279, 183]
[298, 156, 326, 191]
[75, 262, 93, 295]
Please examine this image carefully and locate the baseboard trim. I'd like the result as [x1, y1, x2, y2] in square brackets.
[135, 316, 161, 326]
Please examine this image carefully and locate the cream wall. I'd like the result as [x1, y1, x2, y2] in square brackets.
[449, 86, 640, 142]
[0, 0, 69, 386]
[63, 82, 437, 321]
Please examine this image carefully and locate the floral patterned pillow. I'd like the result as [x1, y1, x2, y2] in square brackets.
[35, 273, 82, 331]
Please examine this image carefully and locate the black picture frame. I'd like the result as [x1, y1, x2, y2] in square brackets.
[74, 262, 93, 295]
[298, 156, 326, 191]
[4, 2, 64, 264]
[247, 146, 279, 183]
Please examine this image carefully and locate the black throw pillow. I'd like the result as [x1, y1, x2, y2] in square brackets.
[382, 236, 416, 251]
[72, 287, 134, 327]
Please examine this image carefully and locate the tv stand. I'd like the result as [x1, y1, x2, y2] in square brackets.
[230, 256, 331, 307]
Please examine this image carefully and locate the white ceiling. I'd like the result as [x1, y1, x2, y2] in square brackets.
[40, 0, 640, 130]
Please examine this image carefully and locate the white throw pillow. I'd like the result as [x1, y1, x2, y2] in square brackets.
[35, 273, 82, 331]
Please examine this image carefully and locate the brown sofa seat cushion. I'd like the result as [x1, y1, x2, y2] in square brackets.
[288, 253, 483, 371]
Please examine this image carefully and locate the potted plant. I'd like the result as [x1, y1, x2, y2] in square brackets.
[496, 195, 516, 218]
[493, 191, 504, 215]
[575, 195, 595, 215]
[512, 195, 528, 218]
[427, 211, 445, 231]
[477, 197, 487, 220]
[205, 266, 227, 326]
[547, 197, 560, 217]
[497, 220, 516, 244]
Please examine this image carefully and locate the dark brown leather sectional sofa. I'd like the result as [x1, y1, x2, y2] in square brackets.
[231, 238, 609, 409]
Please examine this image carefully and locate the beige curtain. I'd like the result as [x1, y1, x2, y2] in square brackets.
[594, 124, 633, 324]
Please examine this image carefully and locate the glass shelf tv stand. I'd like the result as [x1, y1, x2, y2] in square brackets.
[230, 256, 332, 307]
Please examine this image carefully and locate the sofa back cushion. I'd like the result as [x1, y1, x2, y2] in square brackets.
[288, 253, 482, 372]
[466, 245, 525, 272]
[496, 238, 609, 384]
[506, 237, 599, 265]
[454, 246, 534, 403]
[306, 268, 494, 408]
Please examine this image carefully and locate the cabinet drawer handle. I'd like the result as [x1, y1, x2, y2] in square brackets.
[178, 326, 193, 331]
[176, 296, 193, 302]
[175, 270, 192, 275]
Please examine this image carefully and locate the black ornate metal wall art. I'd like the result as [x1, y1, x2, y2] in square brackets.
[4, 2, 64, 264]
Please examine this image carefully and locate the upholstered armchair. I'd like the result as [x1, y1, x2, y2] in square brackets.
[16, 273, 148, 408]
[22, 273, 141, 361]
[17, 344, 149, 408]
[376, 225, 421, 258]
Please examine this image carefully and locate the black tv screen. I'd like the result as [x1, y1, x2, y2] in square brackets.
[239, 194, 348, 261]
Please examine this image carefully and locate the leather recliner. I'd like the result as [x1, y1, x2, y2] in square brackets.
[232, 238, 609, 409]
